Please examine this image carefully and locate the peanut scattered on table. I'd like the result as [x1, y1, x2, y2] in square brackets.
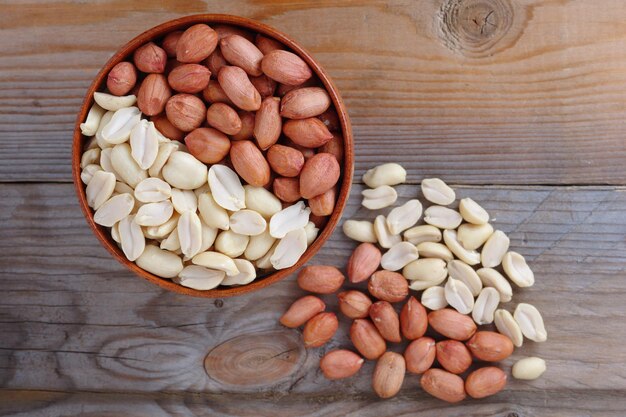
[279, 168, 548, 402]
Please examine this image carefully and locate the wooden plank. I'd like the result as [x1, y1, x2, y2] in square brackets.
[1, 183, 625, 407]
[2, 389, 626, 417]
[3, 0, 626, 184]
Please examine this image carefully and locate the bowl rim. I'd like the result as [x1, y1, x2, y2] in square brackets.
[72, 14, 354, 298]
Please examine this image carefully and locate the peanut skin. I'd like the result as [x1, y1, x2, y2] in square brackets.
[279, 295, 325, 328]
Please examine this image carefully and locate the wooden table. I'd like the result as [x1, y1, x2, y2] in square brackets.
[2, 1, 626, 415]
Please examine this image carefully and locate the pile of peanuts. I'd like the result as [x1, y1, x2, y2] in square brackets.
[79, 23, 346, 289]
[280, 164, 547, 402]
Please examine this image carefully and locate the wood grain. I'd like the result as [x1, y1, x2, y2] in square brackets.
[1, 184, 625, 414]
[2, 389, 626, 417]
[3, 0, 626, 415]
[3, 0, 626, 184]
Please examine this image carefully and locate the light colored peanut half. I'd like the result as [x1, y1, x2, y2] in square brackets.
[163, 152, 208, 190]
[93, 92, 137, 111]
[171, 189, 198, 214]
[304, 221, 319, 246]
[271, 228, 307, 270]
[472, 287, 500, 325]
[476, 268, 513, 302]
[111, 143, 147, 188]
[514, 303, 547, 342]
[130, 120, 159, 170]
[457, 223, 494, 250]
[403, 258, 447, 290]
[374, 215, 401, 249]
[269, 201, 310, 238]
[100, 148, 122, 182]
[101, 106, 141, 145]
[343, 220, 377, 243]
[256, 240, 279, 270]
[244, 230, 276, 261]
[443, 229, 480, 265]
[81, 164, 102, 185]
[178, 211, 203, 258]
[208, 164, 246, 211]
[111, 221, 121, 244]
[502, 251, 535, 287]
[221, 259, 257, 286]
[512, 357, 546, 380]
[416, 242, 453, 261]
[387, 199, 423, 235]
[192, 251, 239, 276]
[421, 178, 455, 206]
[481, 230, 510, 268]
[136, 245, 183, 279]
[86, 171, 116, 210]
[381, 241, 419, 271]
[215, 230, 249, 258]
[421, 286, 447, 310]
[118, 215, 145, 261]
[134, 178, 171, 203]
[459, 197, 489, 225]
[447, 260, 483, 296]
[199, 221, 218, 253]
[161, 227, 181, 252]
[80, 103, 106, 137]
[94, 193, 135, 227]
[444, 278, 474, 315]
[175, 265, 225, 290]
[81, 148, 100, 169]
[494, 309, 523, 347]
[244, 185, 282, 219]
[198, 192, 230, 230]
[145, 212, 179, 239]
[362, 163, 406, 188]
[96, 111, 115, 149]
[423, 206, 462, 230]
[361, 185, 398, 210]
[135, 201, 173, 227]
[230, 210, 267, 236]
[148, 142, 178, 178]
[403, 225, 441, 245]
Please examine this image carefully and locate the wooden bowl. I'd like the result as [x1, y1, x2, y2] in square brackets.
[72, 14, 353, 298]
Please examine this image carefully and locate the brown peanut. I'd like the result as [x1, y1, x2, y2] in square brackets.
[303, 312, 338, 348]
[369, 301, 401, 343]
[279, 295, 325, 328]
[337, 290, 372, 319]
[400, 296, 428, 340]
[368, 271, 409, 303]
[297, 265, 345, 294]
[350, 319, 386, 360]
[404, 337, 436, 374]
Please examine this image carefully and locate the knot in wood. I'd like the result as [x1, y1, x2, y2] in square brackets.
[204, 330, 306, 389]
[439, 0, 516, 57]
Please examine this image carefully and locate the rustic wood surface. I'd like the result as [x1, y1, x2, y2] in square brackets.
[1, 0, 626, 416]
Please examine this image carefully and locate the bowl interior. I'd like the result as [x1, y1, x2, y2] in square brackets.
[73, 14, 353, 298]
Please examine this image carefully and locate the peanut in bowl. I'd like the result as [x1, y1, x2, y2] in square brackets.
[72, 14, 353, 298]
